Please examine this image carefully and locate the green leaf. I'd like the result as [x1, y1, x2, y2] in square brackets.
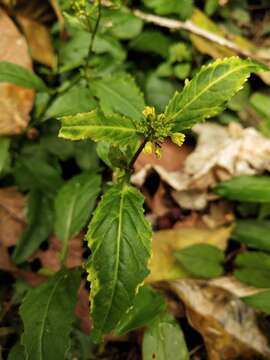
[242, 290, 270, 314]
[174, 243, 224, 279]
[15, 156, 63, 194]
[91, 73, 145, 122]
[59, 109, 141, 146]
[232, 220, 270, 252]
[20, 268, 81, 360]
[86, 182, 152, 340]
[214, 176, 270, 202]
[129, 31, 172, 58]
[54, 172, 101, 260]
[74, 141, 99, 171]
[0, 137, 10, 176]
[234, 252, 270, 288]
[0, 61, 47, 91]
[250, 92, 270, 136]
[102, 7, 143, 40]
[43, 84, 97, 120]
[116, 285, 166, 335]
[143, 0, 193, 20]
[8, 342, 25, 360]
[165, 57, 266, 131]
[12, 191, 53, 264]
[142, 313, 189, 360]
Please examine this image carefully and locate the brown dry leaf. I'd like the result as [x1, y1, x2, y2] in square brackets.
[170, 279, 270, 360]
[147, 225, 231, 283]
[134, 122, 270, 210]
[16, 14, 56, 68]
[0, 187, 25, 247]
[49, 0, 65, 30]
[35, 234, 84, 272]
[75, 281, 91, 334]
[0, 9, 35, 135]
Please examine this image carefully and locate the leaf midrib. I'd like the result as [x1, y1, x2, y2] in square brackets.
[100, 184, 127, 330]
[37, 274, 65, 360]
[61, 124, 137, 133]
[170, 63, 249, 120]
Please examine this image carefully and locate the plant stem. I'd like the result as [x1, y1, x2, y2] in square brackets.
[129, 139, 147, 172]
[85, 0, 102, 70]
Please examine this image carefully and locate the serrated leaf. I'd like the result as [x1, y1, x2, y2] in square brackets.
[174, 243, 224, 279]
[20, 268, 81, 360]
[91, 73, 145, 122]
[242, 290, 270, 314]
[234, 252, 270, 288]
[12, 190, 53, 264]
[116, 285, 166, 335]
[59, 109, 141, 146]
[232, 220, 270, 252]
[165, 57, 266, 131]
[86, 182, 152, 340]
[14, 156, 63, 194]
[54, 172, 101, 260]
[142, 313, 189, 360]
[0, 61, 47, 91]
[214, 175, 270, 202]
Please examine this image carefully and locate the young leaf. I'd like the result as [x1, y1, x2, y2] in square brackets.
[232, 220, 270, 252]
[91, 73, 145, 122]
[86, 182, 152, 340]
[165, 57, 266, 131]
[0, 61, 47, 91]
[234, 252, 270, 288]
[116, 285, 166, 335]
[59, 109, 141, 146]
[12, 190, 53, 264]
[20, 268, 81, 360]
[142, 313, 189, 360]
[242, 290, 270, 314]
[214, 176, 270, 202]
[54, 172, 101, 260]
[174, 243, 224, 279]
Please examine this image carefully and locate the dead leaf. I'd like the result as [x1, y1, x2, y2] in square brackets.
[0, 9, 35, 135]
[75, 281, 91, 334]
[147, 225, 231, 283]
[35, 234, 84, 272]
[0, 187, 25, 247]
[170, 279, 270, 359]
[16, 14, 56, 67]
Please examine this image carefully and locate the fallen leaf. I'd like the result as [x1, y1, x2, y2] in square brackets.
[147, 225, 231, 283]
[170, 279, 270, 360]
[75, 281, 91, 334]
[0, 9, 35, 135]
[16, 14, 56, 68]
[0, 187, 25, 247]
[34, 234, 84, 272]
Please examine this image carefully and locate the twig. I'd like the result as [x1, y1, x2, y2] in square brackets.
[133, 9, 253, 59]
[85, 0, 102, 70]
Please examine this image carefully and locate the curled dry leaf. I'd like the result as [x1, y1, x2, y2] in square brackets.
[16, 14, 56, 68]
[133, 122, 270, 210]
[170, 279, 270, 360]
[147, 225, 231, 283]
[0, 9, 35, 135]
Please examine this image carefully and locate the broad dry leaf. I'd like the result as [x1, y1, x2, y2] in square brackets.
[0, 187, 25, 247]
[16, 14, 56, 68]
[170, 279, 270, 360]
[0, 9, 35, 135]
[147, 225, 231, 283]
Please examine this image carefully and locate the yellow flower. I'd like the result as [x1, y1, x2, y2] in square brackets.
[142, 106, 156, 119]
[143, 141, 153, 154]
[171, 132, 185, 147]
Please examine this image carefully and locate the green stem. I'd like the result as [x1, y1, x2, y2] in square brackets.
[128, 138, 147, 172]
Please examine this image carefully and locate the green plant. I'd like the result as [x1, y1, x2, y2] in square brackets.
[0, 0, 268, 358]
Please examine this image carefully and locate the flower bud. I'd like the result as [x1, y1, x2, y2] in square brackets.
[155, 147, 162, 159]
[143, 106, 156, 119]
[143, 141, 153, 154]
